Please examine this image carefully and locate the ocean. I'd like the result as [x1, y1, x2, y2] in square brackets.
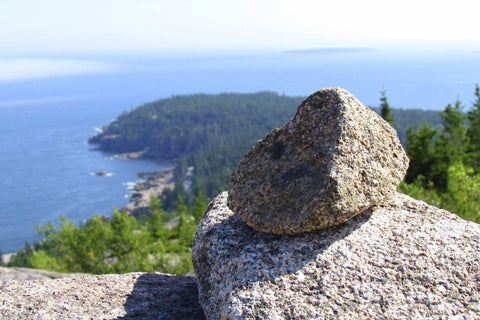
[1, 48, 479, 253]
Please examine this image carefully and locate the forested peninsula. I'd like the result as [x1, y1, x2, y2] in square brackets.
[88, 92, 442, 206]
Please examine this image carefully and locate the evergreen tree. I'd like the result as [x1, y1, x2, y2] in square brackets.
[467, 84, 480, 170]
[438, 99, 468, 162]
[7, 242, 34, 268]
[379, 90, 394, 125]
[175, 195, 188, 215]
[148, 195, 166, 238]
[190, 190, 208, 222]
[405, 122, 437, 185]
[433, 99, 468, 190]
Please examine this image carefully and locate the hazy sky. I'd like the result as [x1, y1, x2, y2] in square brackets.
[1, 0, 479, 55]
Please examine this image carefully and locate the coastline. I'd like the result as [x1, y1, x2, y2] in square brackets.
[0, 167, 176, 276]
[1, 152, 180, 271]
[109, 150, 178, 215]
[123, 168, 175, 216]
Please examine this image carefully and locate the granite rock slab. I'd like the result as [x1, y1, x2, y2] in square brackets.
[193, 192, 480, 319]
[0, 272, 206, 320]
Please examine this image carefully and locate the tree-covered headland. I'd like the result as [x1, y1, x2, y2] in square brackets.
[6, 88, 480, 275]
[89, 92, 442, 206]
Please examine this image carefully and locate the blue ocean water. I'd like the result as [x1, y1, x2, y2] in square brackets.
[1, 48, 479, 253]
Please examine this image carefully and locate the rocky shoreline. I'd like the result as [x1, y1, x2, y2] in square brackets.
[122, 165, 194, 216]
[123, 168, 175, 216]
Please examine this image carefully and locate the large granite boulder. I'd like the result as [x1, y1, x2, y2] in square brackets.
[228, 87, 409, 234]
[193, 192, 480, 319]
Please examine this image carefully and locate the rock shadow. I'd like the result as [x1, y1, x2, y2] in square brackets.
[117, 273, 206, 320]
[197, 199, 375, 285]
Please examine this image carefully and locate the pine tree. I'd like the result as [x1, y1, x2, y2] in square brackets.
[467, 84, 480, 170]
[379, 90, 394, 126]
[148, 195, 166, 238]
[438, 99, 468, 163]
[432, 99, 468, 190]
[190, 190, 207, 222]
[405, 122, 437, 185]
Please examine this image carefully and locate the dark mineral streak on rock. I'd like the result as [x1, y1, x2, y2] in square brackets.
[281, 164, 309, 183]
[271, 141, 285, 160]
[228, 87, 409, 234]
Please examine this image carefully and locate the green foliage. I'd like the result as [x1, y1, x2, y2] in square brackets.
[8, 192, 208, 275]
[379, 90, 394, 125]
[399, 163, 480, 223]
[398, 179, 444, 209]
[404, 98, 469, 191]
[29, 211, 153, 274]
[437, 99, 468, 163]
[7, 242, 33, 268]
[405, 122, 437, 185]
[466, 84, 480, 169]
[28, 250, 63, 272]
[402, 85, 480, 222]
[190, 190, 207, 221]
[446, 163, 480, 222]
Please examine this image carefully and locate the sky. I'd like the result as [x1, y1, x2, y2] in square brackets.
[1, 0, 479, 82]
[1, 0, 480, 55]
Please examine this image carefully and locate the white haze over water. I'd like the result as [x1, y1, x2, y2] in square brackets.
[0, 58, 119, 82]
[0, 94, 91, 108]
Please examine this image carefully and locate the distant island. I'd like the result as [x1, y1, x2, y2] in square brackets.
[283, 47, 377, 54]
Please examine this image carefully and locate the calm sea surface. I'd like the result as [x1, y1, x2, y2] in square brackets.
[1, 48, 479, 252]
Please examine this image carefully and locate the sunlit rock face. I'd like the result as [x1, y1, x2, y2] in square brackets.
[228, 87, 408, 234]
[193, 192, 480, 319]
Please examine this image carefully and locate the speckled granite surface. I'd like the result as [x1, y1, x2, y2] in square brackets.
[194, 191, 480, 319]
[229, 87, 408, 234]
[0, 272, 206, 319]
